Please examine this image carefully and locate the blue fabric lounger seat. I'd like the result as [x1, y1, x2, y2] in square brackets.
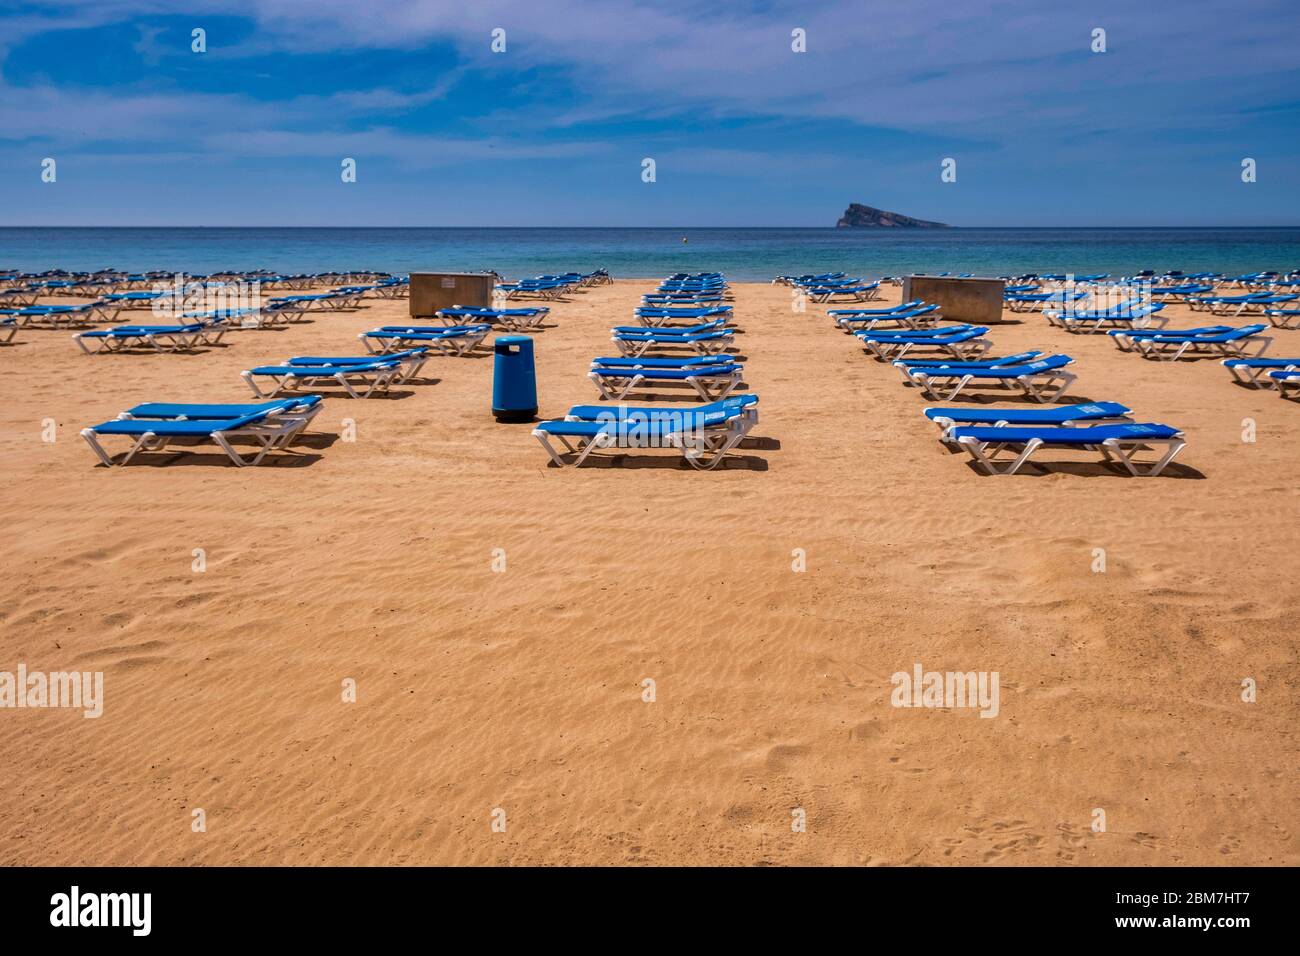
[923, 401, 1134, 441]
[534, 395, 759, 469]
[857, 326, 992, 362]
[612, 329, 733, 357]
[359, 324, 490, 356]
[1222, 357, 1300, 387]
[896, 355, 1078, 403]
[243, 350, 428, 399]
[81, 401, 321, 467]
[896, 351, 1043, 370]
[611, 319, 727, 335]
[950, 422, 1187, 476]
[588, 361, 744, 401]
[592, 355, 723, 369]
[1115, 324, 1273, 361]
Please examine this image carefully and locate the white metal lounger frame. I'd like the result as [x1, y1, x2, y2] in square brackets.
[588, 367, 743, 402]
[534, 410, 757, 470]
[81, 414, 308, 467]
[899, 363, 1078, 403]
[956, 431, 1187, 477]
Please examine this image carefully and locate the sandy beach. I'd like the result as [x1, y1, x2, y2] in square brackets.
[0, 279, 1295, 866]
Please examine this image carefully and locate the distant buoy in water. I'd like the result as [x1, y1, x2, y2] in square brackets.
[681, 236, 688, 244]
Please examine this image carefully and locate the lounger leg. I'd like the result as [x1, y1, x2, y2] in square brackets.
[959, 436, 1044, 475]
[1101, 438, 1186, 477]
[242, 370, 272, 397]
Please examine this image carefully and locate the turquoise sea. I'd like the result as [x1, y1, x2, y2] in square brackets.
[1, 227, 1298, 281]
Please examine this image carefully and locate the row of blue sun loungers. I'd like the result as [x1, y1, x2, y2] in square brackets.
[496, 270, 609, 300]
[817, 296, 1187, 475]
[3, 270, 405, 297]
[533, 273, 756, 469]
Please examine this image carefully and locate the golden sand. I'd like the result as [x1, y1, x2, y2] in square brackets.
[0, 280, 1295, 865]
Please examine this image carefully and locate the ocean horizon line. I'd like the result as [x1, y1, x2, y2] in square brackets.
[4, 224, 1300, 231]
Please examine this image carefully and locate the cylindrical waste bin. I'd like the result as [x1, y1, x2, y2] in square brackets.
[492, 335, 538, 422]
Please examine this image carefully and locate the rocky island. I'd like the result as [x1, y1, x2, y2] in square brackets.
[836, 203, 949, 228]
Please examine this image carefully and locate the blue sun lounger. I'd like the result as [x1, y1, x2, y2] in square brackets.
[588, 360, 744, 401]
[924, 401, 1133, 441]
[857, 326, 992, 362]
[1005, 291, 1089, 313]
[1108, 325, 1233, 352]
[833, 303, 939, 332]
[1121, 324, 1272, 361]
[437, 306, 549, 331]
[808, 281, 881, 303]
[81, 400, 322, 467]
[634, 306, 733, 327]
[1045, 302, 1166, 333]
[1264, 308, 1300, 330]
[73, 320, 226, 354]
[1222, 357, 1300, 387]
[1190, 293, 1297, 317]
[2, 302, 108, 329]
[360, 324, 491, 356]
[643, 292, 725, 306]
[243, 349, 427, 399]
[950, 422, 1186, 476]
[533, 395, 759, 469]
[896, 355, 1078, 403]
[612, 329, 733, 357]
[828, 299, 923, 318]
[0, 316, 16, 345]
[611, 318, 727, 336]
[1271, 370, 1300, 398]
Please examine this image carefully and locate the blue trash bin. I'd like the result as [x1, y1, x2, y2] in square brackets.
[492, 335, 538, 422]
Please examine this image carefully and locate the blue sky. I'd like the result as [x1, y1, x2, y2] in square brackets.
[1, 0, 1297, 226]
